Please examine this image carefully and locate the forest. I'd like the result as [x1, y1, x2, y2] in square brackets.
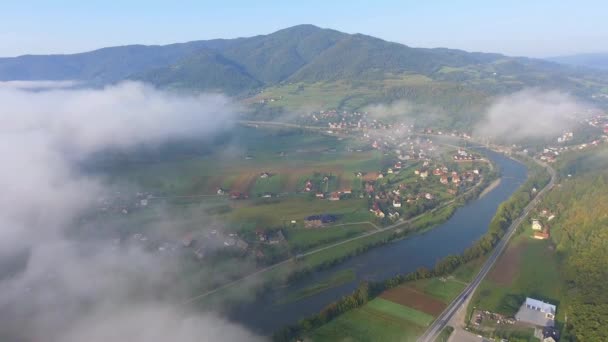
[540, 150, 608, 341]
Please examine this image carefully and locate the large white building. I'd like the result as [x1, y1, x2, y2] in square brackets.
[515, 297, 557, 327]
[524, 298, 556, 319]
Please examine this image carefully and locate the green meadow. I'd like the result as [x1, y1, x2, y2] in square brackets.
[469, 228, 563, 318]
[310, 298, 428, 342]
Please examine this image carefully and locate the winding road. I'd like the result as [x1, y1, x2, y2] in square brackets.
[417, 159, 556, 342]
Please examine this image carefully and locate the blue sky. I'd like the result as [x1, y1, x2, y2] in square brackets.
[1, 0, 606, 58]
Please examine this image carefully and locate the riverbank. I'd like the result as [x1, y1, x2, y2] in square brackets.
[479, 178, 501, 198]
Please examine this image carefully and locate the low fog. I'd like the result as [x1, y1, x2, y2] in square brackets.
[0, 81, 264, 341]
[474, 88, 591, 143]
[363, 100, 415, 120]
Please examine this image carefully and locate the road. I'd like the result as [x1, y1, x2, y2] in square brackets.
[417, 160, 556, 342]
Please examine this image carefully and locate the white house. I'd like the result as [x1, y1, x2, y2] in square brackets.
[524, 298, 556, 320]
[532, 219, 543, 231]
[515, 297, 557, 328]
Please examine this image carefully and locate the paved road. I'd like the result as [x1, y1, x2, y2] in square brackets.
[417, 159, 556, 342]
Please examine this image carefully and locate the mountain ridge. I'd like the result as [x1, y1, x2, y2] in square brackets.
[0, 24, 606, 103]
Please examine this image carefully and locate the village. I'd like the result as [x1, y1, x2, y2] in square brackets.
[86, 102, 608, 290]
[87, 115, 489, 271]
[227, 126, 486, 227]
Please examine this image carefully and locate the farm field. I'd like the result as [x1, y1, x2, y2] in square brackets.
[469, 227, 563, 318]
[223, 197, 370, 228]
[94, 126, 389, 254]
[408, 277, 467, 303]
[307, 259, 481, 341]
[100, 125, 384, 197]
[286, 222, 374, 252]
[309, 298, 428, 342]
[380, 285, 448, 316]
[247, 76, 487, 131]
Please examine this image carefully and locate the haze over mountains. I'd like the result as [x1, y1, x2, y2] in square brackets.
[548, 53, 608, 70]
[1, 24, 607, 104]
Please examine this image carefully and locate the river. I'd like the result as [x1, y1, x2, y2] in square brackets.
[228, 147, 528, 335]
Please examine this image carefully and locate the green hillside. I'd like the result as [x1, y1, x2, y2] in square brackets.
[2, 24, 607, 114]
[132, 49, 261, 94]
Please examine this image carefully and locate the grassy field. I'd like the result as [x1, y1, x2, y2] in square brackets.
[249, 80, 383, 112]
[251, 174, 286, 195]
[367, 298, 435, 326]
[410, 277, 467, 303]
[100, 126, 389, 255]
[469, 226, 564, 318]
[275, 269, 356, 305]
[224, 197, 370, 228]
[308, 258, 483, 341]
[451, 256, 487, 283]
[286, 223, 374, 252]
[101, 125, 382, 196]
[247, 76, 488, 129]
[309, 298, 428, 342]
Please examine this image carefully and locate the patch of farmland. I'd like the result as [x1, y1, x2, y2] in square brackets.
[380, 286, 447, 316]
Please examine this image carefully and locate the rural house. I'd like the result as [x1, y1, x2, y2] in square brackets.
[533, 228, 550, 240]
[515, 297, 556, 328]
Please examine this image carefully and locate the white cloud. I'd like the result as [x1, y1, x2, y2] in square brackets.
[473, 88, 590, 142]
[0, 81, 237, 155]
[363, 100, 415, 119]
[61, 305, 265, 342]
[0, 81, 263, 341]
[0, 80, 80, 90]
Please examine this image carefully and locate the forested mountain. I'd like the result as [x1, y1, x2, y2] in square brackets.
[0, 42, 210, 84]
[2, 25, 607, 97]
[541, 149, 608, 341]
[132, 49, 262, 93]
[548, 53, 608, 70]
